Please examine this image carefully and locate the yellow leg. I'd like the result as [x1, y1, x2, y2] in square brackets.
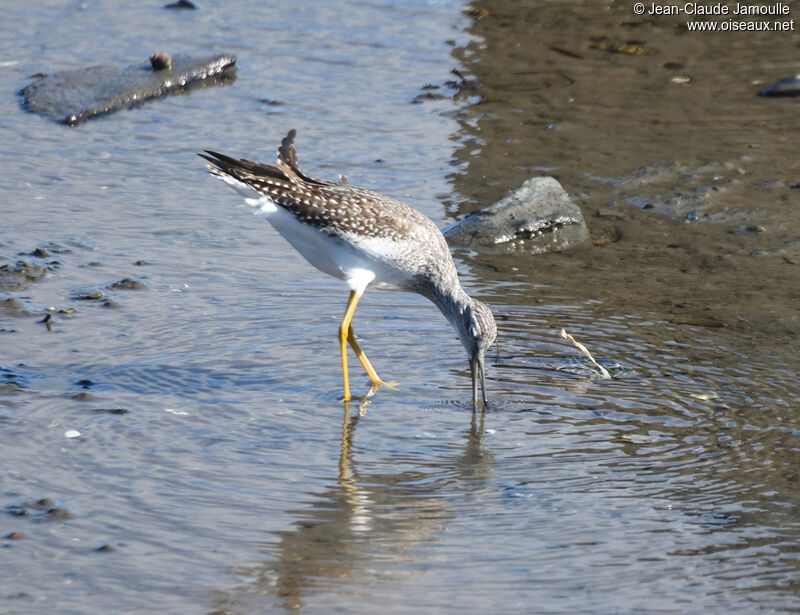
[347, 326, 396, 390]
[339, 290, 361, 402]
[338, 290, 398, 402]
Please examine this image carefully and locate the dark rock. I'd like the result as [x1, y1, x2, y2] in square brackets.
[759, 74, 800, 97]
[0, 260, 47, 289]
[5, 498, 73, 521]
[443, 177, 590, 254]
[21, 52, 236, 125]
[73, 290, 104, 301]
[38, 241, 72, 254]
[165, 0, 197, 8]
[107, 277, 145, 290]
[5, 531, 23, 539]
[412, 91, 447, 104]
[149, 52, 172, 72]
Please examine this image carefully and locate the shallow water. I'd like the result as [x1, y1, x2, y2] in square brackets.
[2, 1, 799, 614]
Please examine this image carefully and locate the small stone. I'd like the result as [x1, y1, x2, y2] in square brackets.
[46, 506, 73, 520]
[95, 408, 128, 415]
[0, 260, 46, 284]
[107, 278, 145, 290]
[593, 238, 612, 247]
[64, 429, 82, 438]
[0, 298, 31, 316]
[5, 531, 23, 539]
[149, 53, 172, 71]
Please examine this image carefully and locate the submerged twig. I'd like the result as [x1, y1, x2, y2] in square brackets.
[560, 329, 612, 379]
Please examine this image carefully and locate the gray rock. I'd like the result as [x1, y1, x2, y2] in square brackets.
[20, 52, 236, 125]
[443, 177, 590, 254]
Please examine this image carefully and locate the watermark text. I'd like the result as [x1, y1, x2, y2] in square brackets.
[632, 2, 795, 31]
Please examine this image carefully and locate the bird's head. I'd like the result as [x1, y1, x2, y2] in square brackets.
[455, 299, 497, 406]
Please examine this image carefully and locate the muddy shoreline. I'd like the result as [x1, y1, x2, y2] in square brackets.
[443, 0, 798, 361]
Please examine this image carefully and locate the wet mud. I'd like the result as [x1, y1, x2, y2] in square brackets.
[431, 0, 799, 358]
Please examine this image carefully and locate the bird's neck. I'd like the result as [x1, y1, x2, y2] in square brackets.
[425, 282, 473, 330]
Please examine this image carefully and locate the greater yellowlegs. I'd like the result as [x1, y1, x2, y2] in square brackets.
[200, 130, 497, 404]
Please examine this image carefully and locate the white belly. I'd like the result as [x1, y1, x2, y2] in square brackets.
[249, 196, 407, 294]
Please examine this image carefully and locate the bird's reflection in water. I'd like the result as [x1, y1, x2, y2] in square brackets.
[210, 401, 492, 614]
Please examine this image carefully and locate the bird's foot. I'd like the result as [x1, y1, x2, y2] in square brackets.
[362, 380, 398, 399]
[371, 379, 399, 390]
[340, 380, 398, 403]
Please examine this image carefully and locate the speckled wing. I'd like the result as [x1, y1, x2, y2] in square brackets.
[200, 130, 457, 287]
[201, 133, 438, 240]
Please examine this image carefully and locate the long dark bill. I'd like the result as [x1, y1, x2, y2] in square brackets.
[470, 352, 488, 407]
